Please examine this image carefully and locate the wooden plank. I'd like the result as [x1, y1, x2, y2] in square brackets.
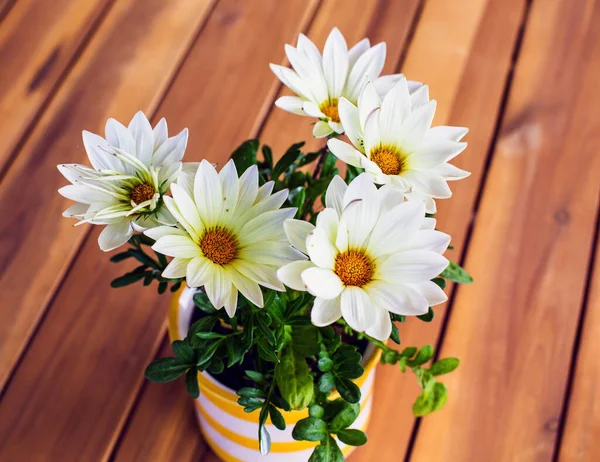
[260, 0, 422, 156]
[0, 0, 114, 173]
[559, 228, 600, 461]
[0, 0, 214, 392]
[113, 338, 208, 462]
[410, 0, 600, 460]
[0, 1, 318, 460]
[349, 0, 531, 459]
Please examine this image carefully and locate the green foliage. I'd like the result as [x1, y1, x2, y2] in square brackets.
[275, 346, 314, 410]
[441, 260, 473, 284]
[110, 235, 182, 294]
[336, 429, 367, 446]
[230, 139, 259, 173]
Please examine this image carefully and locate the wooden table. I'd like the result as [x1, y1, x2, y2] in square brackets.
[1, 0, 599, 460]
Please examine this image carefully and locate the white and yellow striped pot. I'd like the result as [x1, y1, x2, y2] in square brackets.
[168, 287, 381, 462]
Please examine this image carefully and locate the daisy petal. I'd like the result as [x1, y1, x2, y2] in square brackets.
[162, 257, 192, 279]
[340, 286, 375, 332]
[275, 96, 306, 116]
[302, 267, 344, 300]
[366, 280, 429, 315]
[324, 175, 347, 217]
[364, 306, 392, 341]
[306, 227, 337, 269]
[327, 138, 362, 167]
[152, 235, 200, 258]
[277, 260, 315, 291]
[322, 27, 349, 98]
[98, 221, 132, 251]
[378, 250, 448, 283]
[284, 219, 315, 254]
[128, 111, 154, 166]
[411, 280, 448, 306]
[313, 120, 333, 138]
[311, 296, 342, 326]
[194, 160, 223, 227]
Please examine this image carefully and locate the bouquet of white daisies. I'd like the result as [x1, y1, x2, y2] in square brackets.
[58, 28, 471, 460]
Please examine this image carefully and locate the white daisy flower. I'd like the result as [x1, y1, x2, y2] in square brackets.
[327, 78, 470, 213]
[58, 111, 188, 251]
[270, 27, 423, 138]
[277, 174, 450, 341]
[146, 160, 303, 316]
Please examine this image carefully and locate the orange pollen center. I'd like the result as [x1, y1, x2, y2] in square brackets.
[199, 227, 238, 266]
[319, 99, 340, 123]
[370, 146, 404, 175]
[334, 250, 374, 287]
[130, 183, 156, 204]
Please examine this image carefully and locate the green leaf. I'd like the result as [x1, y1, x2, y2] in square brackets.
[262, 144, 273, 168]
[417, 307, 434, 322]
[412, 381, 448, 416]
[110, 251, 132, 263]
[390, 323, 401, 344]
[309, 404, 324, 419]
[334, 377, 361, 404]
[257, 312, 276, 345]
[335, 362, 364, 380]
[207, 358, 224, 374]
[270, 394, 291, 412]
[171, 340, 195, 364]
[257, 339, 280, 363]
[318, 371, 336, 393]
[244, 370, 266, 385]
[432, 277, 446, 290]
[230, 139, 259, 174]
[291, 325, 320, 356]
[441, 260, 473, 284]
[318, 357, 334, 372]
[157, 281, 168, 294]
[185, 368, 199, 398]
[401, 347, 417, 358]
[144, 357, 188, 382]
[110, 271, 147, 288]
[328, 400, 360, 432]
[429, 358, 460, 376]
[238, 396, 263, 409]
[273, 142, 304, 179]
[408, 345, 434, 367]
[269, 405, 286, 431]
[275, 347, 314, 410]
[309, 435, 344, 462]
[292, 417, 328, 442]
[336, 429, 367, 446]
[193, 292, 217, 313]
[196, 340, 222, 367]
[195, 332, 226, 340]
[237, 387, 267, 398]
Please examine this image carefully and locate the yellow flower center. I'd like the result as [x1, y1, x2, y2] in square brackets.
[334, 250, 374, 287]
[130, 183, 156, 204]
[200, 227, 238, 266]
[319, 99, 340, 123]
[370, 146, 404, 175]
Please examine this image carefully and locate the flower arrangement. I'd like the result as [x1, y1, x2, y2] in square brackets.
[58, 28, 472, 461]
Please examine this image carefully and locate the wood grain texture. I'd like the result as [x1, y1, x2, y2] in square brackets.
[260, 0, 422, 156]
[0, 0, 214, 393]
[153, 0, 319, 164]
[0, 1, 319, 460]
[0, 0, 114, 173]
[353, 0, 529, 459]
[559, 229, 600, 461]
[411, 0, 600, 460]
[113, 338, 208, 462]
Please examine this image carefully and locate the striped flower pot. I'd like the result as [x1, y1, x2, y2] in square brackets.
[168, 287, 381, 462]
